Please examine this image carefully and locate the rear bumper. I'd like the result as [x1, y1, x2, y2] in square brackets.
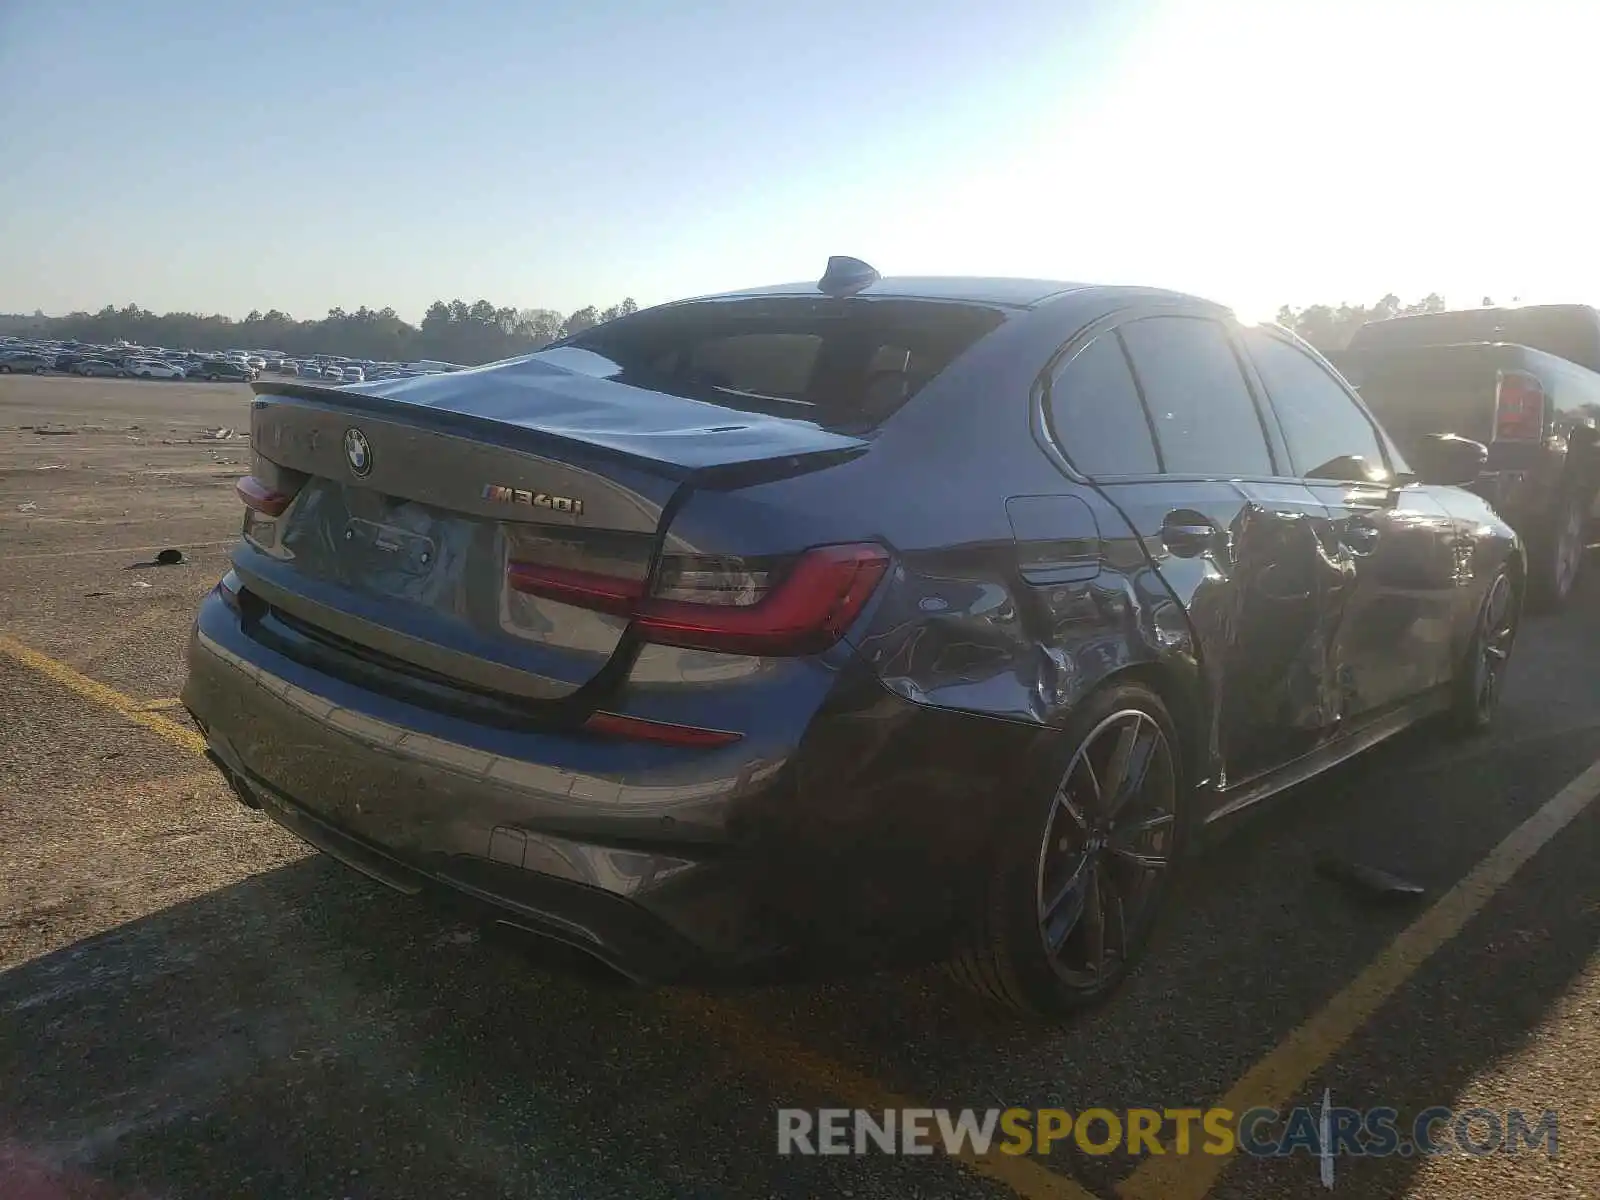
[182, 592, 1038, 979]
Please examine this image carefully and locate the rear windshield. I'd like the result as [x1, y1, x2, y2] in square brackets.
[1348, 305, 1600, 373]
[532, 296, 1007, 429]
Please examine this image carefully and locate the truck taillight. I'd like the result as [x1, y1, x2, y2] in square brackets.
[507, 543, 890, 657]
[1494, 372, 1545, 442]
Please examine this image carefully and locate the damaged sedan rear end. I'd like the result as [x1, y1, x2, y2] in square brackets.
[184, 259, 1523, 1015]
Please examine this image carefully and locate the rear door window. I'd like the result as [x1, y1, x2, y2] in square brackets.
[1119, 317, 1274, 477]
[1046, 335, 1159, 475]
[1243, 330, 1388, 479]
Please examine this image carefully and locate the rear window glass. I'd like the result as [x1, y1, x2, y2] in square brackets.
[536, 296, 1006, 428]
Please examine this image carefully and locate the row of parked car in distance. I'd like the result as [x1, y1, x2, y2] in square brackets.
[0, 338, 459, 385]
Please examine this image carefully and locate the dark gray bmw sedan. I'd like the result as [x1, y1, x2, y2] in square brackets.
[184, 258, 1522, 1016]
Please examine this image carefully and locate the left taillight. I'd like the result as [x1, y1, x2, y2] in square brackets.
[507, 542, 891, 657]
[235, 474, 295, 516]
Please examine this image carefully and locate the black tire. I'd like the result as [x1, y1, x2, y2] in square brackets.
[0, 365, 11, 374]
[1444, 563, 1519, 737]
[206, 373, 218, 382]
[34, 366, 45, 375]
[948, 681, 1187, 1017]
[1527, 490, 1586, 611]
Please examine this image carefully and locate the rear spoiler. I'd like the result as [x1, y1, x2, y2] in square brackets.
[250, 372, 870, 488]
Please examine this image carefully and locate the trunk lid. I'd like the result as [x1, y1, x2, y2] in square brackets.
[236, 358, 868, 702]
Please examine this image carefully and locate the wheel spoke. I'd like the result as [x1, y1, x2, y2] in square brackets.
[1076, 753, 1103, 810]
[1082, 861, 1107, 973]
[1042, 854, 1091, 951]
[1107, 845, 1169, 871]
[1055, 786, 1090, 833]
[1103, 718, 1156, 821]
[1110, 810, 1175, 842]
[1101, 863, 1128, 959]
[1486, 579, 1510, 628]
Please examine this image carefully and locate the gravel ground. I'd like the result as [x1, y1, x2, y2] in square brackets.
[3, 374, 1599, 1200]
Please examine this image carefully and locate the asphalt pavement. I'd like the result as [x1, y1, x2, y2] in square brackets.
[3, 374, 1598, 1199]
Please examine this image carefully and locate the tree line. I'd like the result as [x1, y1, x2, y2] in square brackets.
[3, 291, 1473, 364]
[1273, 293, 1451, 353]
[0, 297, 640, 365]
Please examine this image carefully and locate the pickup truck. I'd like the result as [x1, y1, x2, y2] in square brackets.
[1335, 303, 1600, 609]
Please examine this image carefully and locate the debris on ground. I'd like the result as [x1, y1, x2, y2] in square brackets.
[1315, 857, 1427, 903]
[207, 428, 237, 440]
[131, 580, 153, 589]
[36, 464, 65, 471]
[128, 549, 189, 569]
[17, 502, 37, 512]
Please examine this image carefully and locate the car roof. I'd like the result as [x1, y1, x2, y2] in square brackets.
[690, 276, 1094, 308]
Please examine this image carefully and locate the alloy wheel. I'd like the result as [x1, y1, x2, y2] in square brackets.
[1035, 709, 1177, 988]
[1473, 574, 1517, 720]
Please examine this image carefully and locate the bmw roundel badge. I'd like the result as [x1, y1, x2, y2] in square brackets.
[343, 427, 372, 477]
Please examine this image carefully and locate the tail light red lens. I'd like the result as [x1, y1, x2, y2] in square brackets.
[1494, 372, 1545, 442]
[635, 545, 889, 655]
[508, 542, 890, 656]
[503, 562, 645, 615]
[235, 475, 295, 516]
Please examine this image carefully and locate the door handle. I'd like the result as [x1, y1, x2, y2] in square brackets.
[1342, 520, 1380, 555]
[1160, 511, 1217, 557]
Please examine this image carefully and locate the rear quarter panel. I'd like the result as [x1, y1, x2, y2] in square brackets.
[663, 292, 1208, 761]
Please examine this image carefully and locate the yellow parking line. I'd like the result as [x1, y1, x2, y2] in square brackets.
[0, 633, 205, 756]
[1118, 754, 1600, 1200]
[138, 697, 184, 711]
[0, 630, 1097, 1199]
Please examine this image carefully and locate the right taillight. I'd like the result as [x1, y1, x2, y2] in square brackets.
[1494, 371, 1545, 442]
[507, 542, 890, 657]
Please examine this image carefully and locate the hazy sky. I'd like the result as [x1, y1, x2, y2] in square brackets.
[1, 0, 1595, 322]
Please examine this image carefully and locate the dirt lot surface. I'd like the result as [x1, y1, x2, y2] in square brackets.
[4, 374, 1600, 1199]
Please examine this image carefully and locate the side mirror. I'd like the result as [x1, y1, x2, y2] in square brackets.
[1305, 454, 1389, 484]
[1411, 433, 1487, 486]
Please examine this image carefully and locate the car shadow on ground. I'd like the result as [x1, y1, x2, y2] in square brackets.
[6, 713, 1600, 1200]
[0, 855, 827, 1199]
[7, 575, 1600, 1199]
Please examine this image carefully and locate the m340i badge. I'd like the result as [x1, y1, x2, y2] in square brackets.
[482, 484, 584, 516]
